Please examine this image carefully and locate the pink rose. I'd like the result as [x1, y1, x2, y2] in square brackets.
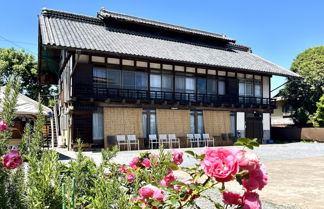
[223, 192, 242, 205]
[242, 178, 259, 191]
[139, 185, 164, 202]
[141, 158, 151, 168]
[139, 186, 155, 197]
[130, 157, 139, 169]
[118, 165, 128, 173]
[239, 152, 260, 171]
[126, 173, 135, 182]
[201, 148, 239, 182]
[171, 150, 183, 165]
[0, 120, 8, 131]
[149, 153, 158, 159]
[242, 192, 261, 209]
[160, 172, 176, 186]
[152, 187, 164, 201]
[2, 150, 23, 170]
[242, 163, 268, 191]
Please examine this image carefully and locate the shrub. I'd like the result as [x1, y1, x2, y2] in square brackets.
[0, 81, 267, 209]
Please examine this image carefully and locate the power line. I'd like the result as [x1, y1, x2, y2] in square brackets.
[0, 39, 37, 46]
[0, 34, 38, 55]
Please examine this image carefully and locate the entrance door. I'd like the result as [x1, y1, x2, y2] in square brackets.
[73, 113, 93, 144]
[245, 113, 263, 141]
[142, 110, 157, 148]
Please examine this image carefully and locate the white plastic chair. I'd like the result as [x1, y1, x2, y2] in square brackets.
[116, 135, 128, 150]
[149, 134, 159, 149]
[187, 134, 197, 148]
[127, 135, 139, 150]
[168, 134, 180, 148]
[203, 133, 214, 147]
[159, 134, 169, 148]
[194, 134, 203, 147]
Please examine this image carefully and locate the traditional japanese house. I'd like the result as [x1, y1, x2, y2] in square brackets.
[38, 8, 299, 149]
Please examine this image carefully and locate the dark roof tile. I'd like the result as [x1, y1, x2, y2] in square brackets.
[39, 9, 299, 77]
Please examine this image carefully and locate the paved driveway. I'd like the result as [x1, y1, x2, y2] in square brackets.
[56, 143, 324, 209]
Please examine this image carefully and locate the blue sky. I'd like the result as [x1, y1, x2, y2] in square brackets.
[0, 0, 323, 96]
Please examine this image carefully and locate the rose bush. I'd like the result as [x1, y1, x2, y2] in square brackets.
[1, 149, 23, 169]
[0, 90, 267, 209]
[111, 138, 267, 209]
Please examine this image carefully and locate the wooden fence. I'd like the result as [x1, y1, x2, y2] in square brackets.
[271, 127, 324, 142]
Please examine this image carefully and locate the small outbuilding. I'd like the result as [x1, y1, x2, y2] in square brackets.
[0, 87, 53, 145]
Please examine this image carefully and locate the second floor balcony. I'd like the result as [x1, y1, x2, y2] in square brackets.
[73, 85, 276, 108]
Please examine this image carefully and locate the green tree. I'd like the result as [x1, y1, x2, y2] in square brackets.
[280, 46, 324, 126]
[310, 94, 324, 127]
[0, 48, 54, 105]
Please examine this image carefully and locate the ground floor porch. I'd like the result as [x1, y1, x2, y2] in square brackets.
[58, 106, 271, 150]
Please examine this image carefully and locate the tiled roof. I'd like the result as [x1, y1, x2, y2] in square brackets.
[39, 9, 299, 77]
[97, 9, 235, 42]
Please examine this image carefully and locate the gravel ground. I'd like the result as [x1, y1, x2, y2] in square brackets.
[56, 142, 324, 209]
[58, 142, 324, 166]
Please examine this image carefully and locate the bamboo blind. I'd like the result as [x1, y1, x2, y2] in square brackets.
[203, 110, 230, 137]
[156, 109, 190, 137]
[103, 107, 143, 138]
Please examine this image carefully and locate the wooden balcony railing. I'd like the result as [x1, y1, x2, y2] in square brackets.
[73, 85, 276, 108]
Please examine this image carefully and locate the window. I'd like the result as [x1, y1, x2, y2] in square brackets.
[107, 69, 121, 88]
[190, 111, 204, 134]
[254, 82, 262, 97]
[175, 76, 185, 92]
[230, 112, 236, 137]
[93, 111, 104, 140]
[93, 67, 107, 87]
[185, 77, 195, 93]
[239, 81, 245, 96]
[122, 71, 135, 89]
[197, 78, 207, 94]
[150, 74, 161, 91]
[239, 79, 262, 97]
[207, 79, 217, 94]
[162, 74, 173, 91]
[245, 81, 253, 96]
[135, 72, 148, 90]
[218, 80, 225, 95]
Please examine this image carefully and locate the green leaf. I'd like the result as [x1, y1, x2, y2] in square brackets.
[170, 197, 178, 205]
[185, 150, 198, 158]
[161, 162, 179, 170]
[151, 201, 160, 206]
[197, 154, 206, 160]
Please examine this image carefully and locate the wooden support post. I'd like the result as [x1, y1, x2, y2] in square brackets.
[50, 117, 54, 148]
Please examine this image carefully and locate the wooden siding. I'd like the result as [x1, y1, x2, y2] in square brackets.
[203, 110, 230, 137]
[156, 109, 190, 137]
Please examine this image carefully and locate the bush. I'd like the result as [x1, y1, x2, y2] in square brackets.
[0, 81, 268, 209]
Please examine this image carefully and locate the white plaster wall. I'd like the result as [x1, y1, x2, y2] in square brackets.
[236, 112, 245, 138]
[263, 113, 270, 130]
[263, 76, 270, 98]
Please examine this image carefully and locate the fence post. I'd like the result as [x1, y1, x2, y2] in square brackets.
[62, 183, 66, 209]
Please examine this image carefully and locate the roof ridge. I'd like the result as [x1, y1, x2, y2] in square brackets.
[228, 43, 252, 52]
[98, 9, 236, 42]
[41, 8, 103, 25]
